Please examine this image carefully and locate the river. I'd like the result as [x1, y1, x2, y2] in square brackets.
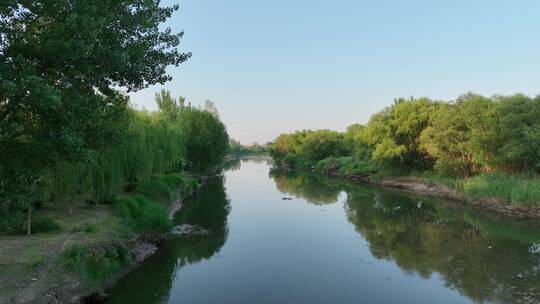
[106, 157, 540, 304]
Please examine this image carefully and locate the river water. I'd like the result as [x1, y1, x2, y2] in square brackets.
[106, 157, 540, 304]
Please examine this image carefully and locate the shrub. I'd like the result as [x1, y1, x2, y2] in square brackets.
[32, 217, 62, 233]
[134, 176, 172, 205]
[60, 243, 130, 286]
[339, 159, 378, 176]
[183, 177, 199, 192]
[30, 255, 45, 269]
[313, 157, 378, 176]
[160, 174, 185, 189]
[313, 157, 338, 174]
[84, 224, 99, 233]
[113, 195, 172, 233]
[283, 154, 299, 169]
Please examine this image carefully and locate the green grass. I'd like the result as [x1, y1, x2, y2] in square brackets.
[113, 195, 172, 234]
[71, 223, 99, 233]
[59, 243, 130, 286]
[312, 157, 343, 174]
[370, 162, 412, 181]
[133, 173, 197, 205]
[134, 176, 173, 205]
[339, 159, 378, 176]
[118, 173, 200, 234]
[84, 223, 99, 233]
[413, 170, 466, 189]
[29, 255, 45, 269]
[461, 174, 540, 206]
[0, 172, 194, 301]
[416, 171, 540, 206]
[183, 176, 199, 192]
[56, 172, 192, 288]
[160, 173, 185, 189]
[0, 205, 128, 302]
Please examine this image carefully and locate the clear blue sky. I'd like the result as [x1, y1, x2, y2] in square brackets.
[129, 0, 540, 144]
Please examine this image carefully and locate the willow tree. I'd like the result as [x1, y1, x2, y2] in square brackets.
[0, 0, 190, 234]
[178, 107, 229, 172]
[47, 161, 93, 216]
[362, 97, 439, 169]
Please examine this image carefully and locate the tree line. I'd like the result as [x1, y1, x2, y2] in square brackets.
[1, 89, 228, 234]
[228, 140, 271, 155]
[270, 93, 540, 205]
[0, 1, 228, 234]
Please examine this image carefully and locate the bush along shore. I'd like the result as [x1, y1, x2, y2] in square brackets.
[270, 93, 540, 218]
[0, 171, 219, 304]
[0, 91, 230, 303]
[63, 174, 200, 303]
[83, 172, 212, 303]
[0, 3, 232, 303]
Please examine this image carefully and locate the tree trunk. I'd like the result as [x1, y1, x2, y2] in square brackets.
[26, 207, 32, 236]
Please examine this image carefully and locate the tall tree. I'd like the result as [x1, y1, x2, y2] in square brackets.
[178, 107, 229, 172]
[420, 94, 501, 176]
[495, 94, 540, 173]
[363, 97, 439, 168]
[0, 0, 190, 234]
[203, 99, 220, 119]
[155, 89, 183, 121]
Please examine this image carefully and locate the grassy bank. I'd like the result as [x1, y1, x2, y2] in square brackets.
[413, 172, 540, 206]
[0, 173, 200, 303]
[270, 93, 540, 212]
[283, 156, 540, 208]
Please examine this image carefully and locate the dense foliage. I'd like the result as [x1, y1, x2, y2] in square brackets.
[0, 1, 230, 234]
[0, 88, 228, 235]
[270, 93, 540, 205]
[0, 0, 186, 234]
[228, 140, 270, 155]
[60, 243, 131, 287]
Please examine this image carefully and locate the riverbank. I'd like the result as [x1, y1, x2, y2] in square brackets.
[290, 166, 540, 218]
[101, 157, 540, 304]
[86, 181, 204, 303]
[0, 173, 211, 304]
[353, 175, 540, 218]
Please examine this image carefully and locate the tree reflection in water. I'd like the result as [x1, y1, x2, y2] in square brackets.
[272, 171, 344, 205]
[106, 175, 231, 304]
[271, 171, 540, 303]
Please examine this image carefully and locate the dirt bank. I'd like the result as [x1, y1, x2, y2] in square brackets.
[85, 175, 214, 303]
[1, 174, 213, 304]
[346, 174, 540, 218]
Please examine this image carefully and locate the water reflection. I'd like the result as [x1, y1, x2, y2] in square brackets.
[223, 157, 241, 171]
[107, 160, 540, 304]
[272, 172, 540, 303]
[106, 176, 231, 304]
[272, 172, 344, 205]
